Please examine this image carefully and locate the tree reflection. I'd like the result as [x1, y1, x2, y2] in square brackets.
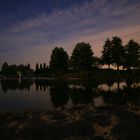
[123, 84, 140, 107]
[35, 79, 50, 91]
[69, 87, 93, 106]
[0, 78, 140, 109]
[101, 81, 140, 107]
[49, 80, 69, 109]
[69, 82, 95, 106]
[106, 80, 114, 92]
[0, 79, 33, 93]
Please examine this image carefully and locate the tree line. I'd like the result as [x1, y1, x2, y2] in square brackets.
[1, 63, 33, 77]
[102, 36, 140, 70]
[49, 36, 140, 74]
[1, 36, 140, 77]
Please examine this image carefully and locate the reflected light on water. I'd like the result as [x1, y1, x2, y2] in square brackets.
[98, 82, 127, 91]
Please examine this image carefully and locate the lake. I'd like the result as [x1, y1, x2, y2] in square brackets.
[0, 78, 140, 112]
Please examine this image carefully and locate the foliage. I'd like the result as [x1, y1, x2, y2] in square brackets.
[49, 47, 69, 74]
[35, 63, 39, 74]
[124, 39, 140, 69]
[1, 62, 33, 77]
[101, 38, 112, 68]
[1, 62, 9, 75]
[1, 37, 140, 77]
[71, 42, 93, 71]
[111, 36, 125, 70]
[102, 37, 140, 70]
[93, 56, 101, 68]
[35, 63, 49, 76]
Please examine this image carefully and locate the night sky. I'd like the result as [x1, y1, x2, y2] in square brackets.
[0, 0, 140, 67]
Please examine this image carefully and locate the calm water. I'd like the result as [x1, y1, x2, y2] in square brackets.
[0, 78, 140, 112]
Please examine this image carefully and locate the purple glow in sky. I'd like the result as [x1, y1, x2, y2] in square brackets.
[0, 0, 140, 68]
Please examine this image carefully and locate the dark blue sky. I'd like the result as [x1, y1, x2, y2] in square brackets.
[0, 0, 140, 67]
[0, 0, 90, 20]
[0, 0, 90, 28]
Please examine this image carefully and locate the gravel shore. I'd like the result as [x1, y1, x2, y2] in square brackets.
[0, 104, 140, 140]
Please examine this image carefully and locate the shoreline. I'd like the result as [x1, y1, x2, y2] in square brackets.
[1, 104, 140, 140]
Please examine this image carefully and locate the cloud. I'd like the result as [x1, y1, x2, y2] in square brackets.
[0, 0, 140, 67]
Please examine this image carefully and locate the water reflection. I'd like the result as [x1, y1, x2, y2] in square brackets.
[49, 80, 69, 109]
[0, 79, 140, 111]
[1, 79, 33, 93]
[35, 79, 50, 91]
[99, 80, 140, 107]
[69, 86, 94, 105]
[98, 81, 126, 91]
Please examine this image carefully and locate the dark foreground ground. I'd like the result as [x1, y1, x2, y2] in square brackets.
[0, 104, 140, 140]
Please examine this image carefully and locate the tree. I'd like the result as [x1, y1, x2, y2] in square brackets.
[101, 38, 112, 69]
[43, 63, 46, 70]
[111, 36, 125, 70]
[43, 63, 46, 73]
[35, 63, 39, 74]
[124, 39, 140, 69]
[40, 63, 42, 69]
[49, 47, 69, 74]
[93, 56, 101, 68]
[18, 64, 25, 76]
[27, 64, 30, 70]
[71, 42, 93, 71]
[9, 65, 18, 76]
[40, 63, 43, 73]
[1, 62, 9, 75]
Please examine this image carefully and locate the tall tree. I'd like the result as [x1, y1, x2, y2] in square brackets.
[40, 63, 43, 70]
[111, 36, 125, 70]
[35, 63, 39, 74]
[93, 56, 101, 68]
[40, 63, 43, 73]
[49, 47, 69, 74]
[124, 39, 140, 69]
[71, 42, 93, 71]
[101, 38, 112, 69]
[43, 63, 46, 70]
[27, 64, 30, 70]
[43, 63, 46, 73]
[1, 62, 9, 75]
